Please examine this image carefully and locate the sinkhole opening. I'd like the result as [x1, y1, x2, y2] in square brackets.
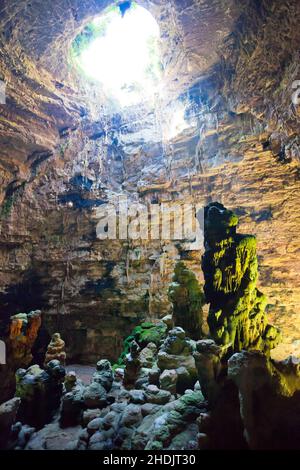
[71, 1, 162, 108]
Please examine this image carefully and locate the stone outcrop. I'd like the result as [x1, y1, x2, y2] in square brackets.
[119, 322, 198, 395]
[0, 0, 299, 452]
[157, 327, 198, 393]
[193, 339, 224, 405]
[168, 261, 204, 340]
[123, 340, 141, 389]
[8, 311, 42, 365]
[228, 351, 300, 449]
[0, 312, 298, 450]
[115, 321, 167, 370]
[0, 0, 299, 364]
[0, 310, 42, 404]
[15, 360, 65, 428]
[202, 202, 281, 355]
[70, 327, 207, 451]
[61, 359, 115, 427]
[0, 397, 21, 449]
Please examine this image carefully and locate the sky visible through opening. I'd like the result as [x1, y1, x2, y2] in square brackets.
[75, 3, 161, 107]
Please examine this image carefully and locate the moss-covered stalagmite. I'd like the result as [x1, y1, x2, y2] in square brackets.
[114, 321, 167, 369]
[168, 262, 205, 340]
[202, 202, 281, 354]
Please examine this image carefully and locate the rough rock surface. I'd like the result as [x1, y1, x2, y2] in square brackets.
[0, 0, 299, 364]
[168, 261, 204, 340]
[0, 397, 21, 449]
[228, 351, 300, 449]
[15, 360, 65, 428]
[44, 332, 66, 366]
[0, 310, 41, 403]
[0, 314, 299, 450]
[202, 202, 281, 354]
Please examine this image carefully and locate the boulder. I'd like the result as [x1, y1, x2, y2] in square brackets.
[82, 408, 102, 427]
[15, 360, 65, 427]
[83, 382, 107, 408]
[0, 397, 21, 449]
[144, 384, 171, 405]
[129, 389, 146, 404]
[228, 351, 300, 449]
[139, 343, 157, 368]
[159, 369, 178, 394]
[148, 367, 160, 386]
[92, 359, 114, 392]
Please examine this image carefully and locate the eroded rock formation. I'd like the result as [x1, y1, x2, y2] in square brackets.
[44, 332, 66, 366]
[0, 0, 299, 363]
[168, 261, 204, 340]
[202, 202, 281, 354]
[228, 351, 300, 449]
[0, 0, 299, 452]
[0, 310, 41, 403]
[15, 359, 65, 428]
[0, 307, 299, 449]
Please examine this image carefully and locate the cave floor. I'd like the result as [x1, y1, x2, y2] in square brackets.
[66, 365, 95, 385]
[26, 417, 81, 450]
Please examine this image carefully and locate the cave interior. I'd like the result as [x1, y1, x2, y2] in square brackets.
[0, 0, 300, 452]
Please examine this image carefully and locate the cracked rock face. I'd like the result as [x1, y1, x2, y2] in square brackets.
[0, 0, 300, 363]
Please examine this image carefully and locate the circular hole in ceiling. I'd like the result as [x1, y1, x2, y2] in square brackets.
[71, 1, 162, 108]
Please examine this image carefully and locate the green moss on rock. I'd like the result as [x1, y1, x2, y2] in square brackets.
[114, 321, 167, 368]
[202, 202, 281, 355]
[168, 262, 205, 340]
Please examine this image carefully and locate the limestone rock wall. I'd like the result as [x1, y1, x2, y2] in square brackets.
[0, 0, 299, 362]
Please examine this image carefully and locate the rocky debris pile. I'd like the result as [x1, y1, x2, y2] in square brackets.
[15, 360, 65, 428]
[202, 202, 281, 355]
[44, 332, 66, 366]
[157, 327, 198, 394]
[76, 388, 206, 451]
[115, 321, 168, 370]
[193, 339, 224, 405]
[0, 320, 209, 450]
[67, 323, 208, 450]
[61, 359, 115, 428]
[1, 316, 300, 450]
[118, 320, 198, 396]
[0, 310, 42, 403]
[168, 261, 205, 340]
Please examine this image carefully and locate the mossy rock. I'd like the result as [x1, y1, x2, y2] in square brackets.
[168, 262, 205, 340]
[114, 321, 168, 368]
[136, 323, 167, 347]
[203, 202, 281, 355]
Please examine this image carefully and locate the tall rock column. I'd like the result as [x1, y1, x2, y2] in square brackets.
[0, 311, 42, 403]
[202, 202, 281, 355]
[168, 261, 204, 340]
